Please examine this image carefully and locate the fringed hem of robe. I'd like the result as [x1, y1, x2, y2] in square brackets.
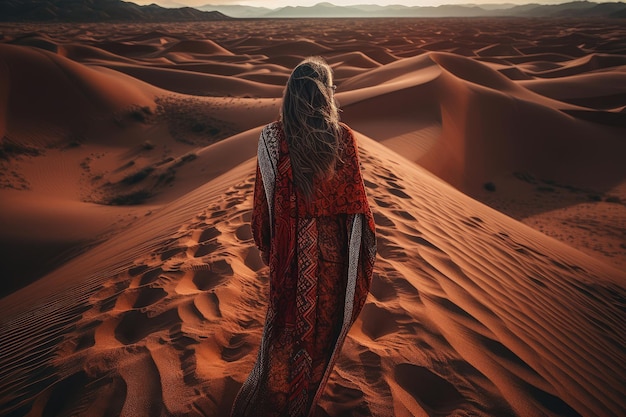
[231, 121, 376, 417]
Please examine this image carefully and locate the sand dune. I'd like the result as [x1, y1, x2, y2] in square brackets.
[100, 63, 284, 96]
[0, 18, 625, 417]
[160, 39, 234, 56]
[0, 43, 157, 147]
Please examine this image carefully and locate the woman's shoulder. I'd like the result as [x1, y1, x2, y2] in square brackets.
[339, 122, 356, 141]
[261, 121, 284, 144]
[338, 122, 357, 150]
[263, 120, 282, 134]
[338, 122, 352, 136]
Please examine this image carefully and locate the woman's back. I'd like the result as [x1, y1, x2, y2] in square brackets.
[230, 57, 376, 417]
[270, 120, 370, 218]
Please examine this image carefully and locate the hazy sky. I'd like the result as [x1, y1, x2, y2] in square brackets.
[130, 0, 585, 8]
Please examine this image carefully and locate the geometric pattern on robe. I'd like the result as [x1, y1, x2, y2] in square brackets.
[230, 121, 376, 417]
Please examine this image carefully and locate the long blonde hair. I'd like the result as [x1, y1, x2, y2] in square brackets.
[280, 56, 341, 198]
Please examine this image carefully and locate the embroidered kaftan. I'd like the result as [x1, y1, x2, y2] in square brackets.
[231, 121, 376, 417]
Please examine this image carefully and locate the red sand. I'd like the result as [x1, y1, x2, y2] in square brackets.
[0, 18, 625, 417]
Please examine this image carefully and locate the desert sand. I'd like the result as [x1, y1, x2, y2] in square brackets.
[0, 18, 625, 417]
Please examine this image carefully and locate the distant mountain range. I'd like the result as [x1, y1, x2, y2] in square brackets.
[0, 0, 230, 22]
[2, 0, 625, 22]
[198, 1, 626, 19]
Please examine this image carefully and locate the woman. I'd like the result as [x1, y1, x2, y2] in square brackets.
[231, 56, 376, 417]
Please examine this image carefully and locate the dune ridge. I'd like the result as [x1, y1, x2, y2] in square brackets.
[0, 18, 625, 417]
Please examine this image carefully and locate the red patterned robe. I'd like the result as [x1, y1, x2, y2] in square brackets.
[231, 121, 376, 417]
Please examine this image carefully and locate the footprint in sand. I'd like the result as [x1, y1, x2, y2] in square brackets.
[318, 378, 370, 417]
[375, 235, 406, 260]
[384, 178, 406, 191]
[37, 370, 126, 417]
[221, 333, 254, 362]
[359, 302, 405, 340]
[115, 286, 168, 309]
[92, 280, 131, 313]
[392, 209, 416, 221]
[394, 363, 463, 413]
[137, 266, 165, 286]
[194, 240, 222, 258]
[373, 197, 394, 208]
[461, 216, 485, 229]
[244, 247, 266, 272]
[114, 308, 180, 345]
[235, 223, 252, 241]
[359, 350, 384, 385]
[402, 233, 443, 253]
[373, 211, 396, 228]
[188, 225, 222, 257]
[160, 245, 186, 261]
[369, 271, 398, 302]
[197, 225, 222, 243]
[388, 187, 411, 199]
[192, 260, 233, 291]
[193, 291, 222, 320]
[363, 179, 379, 189]
[128, 263, 149, 277]
[371, 169, 411, 200]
